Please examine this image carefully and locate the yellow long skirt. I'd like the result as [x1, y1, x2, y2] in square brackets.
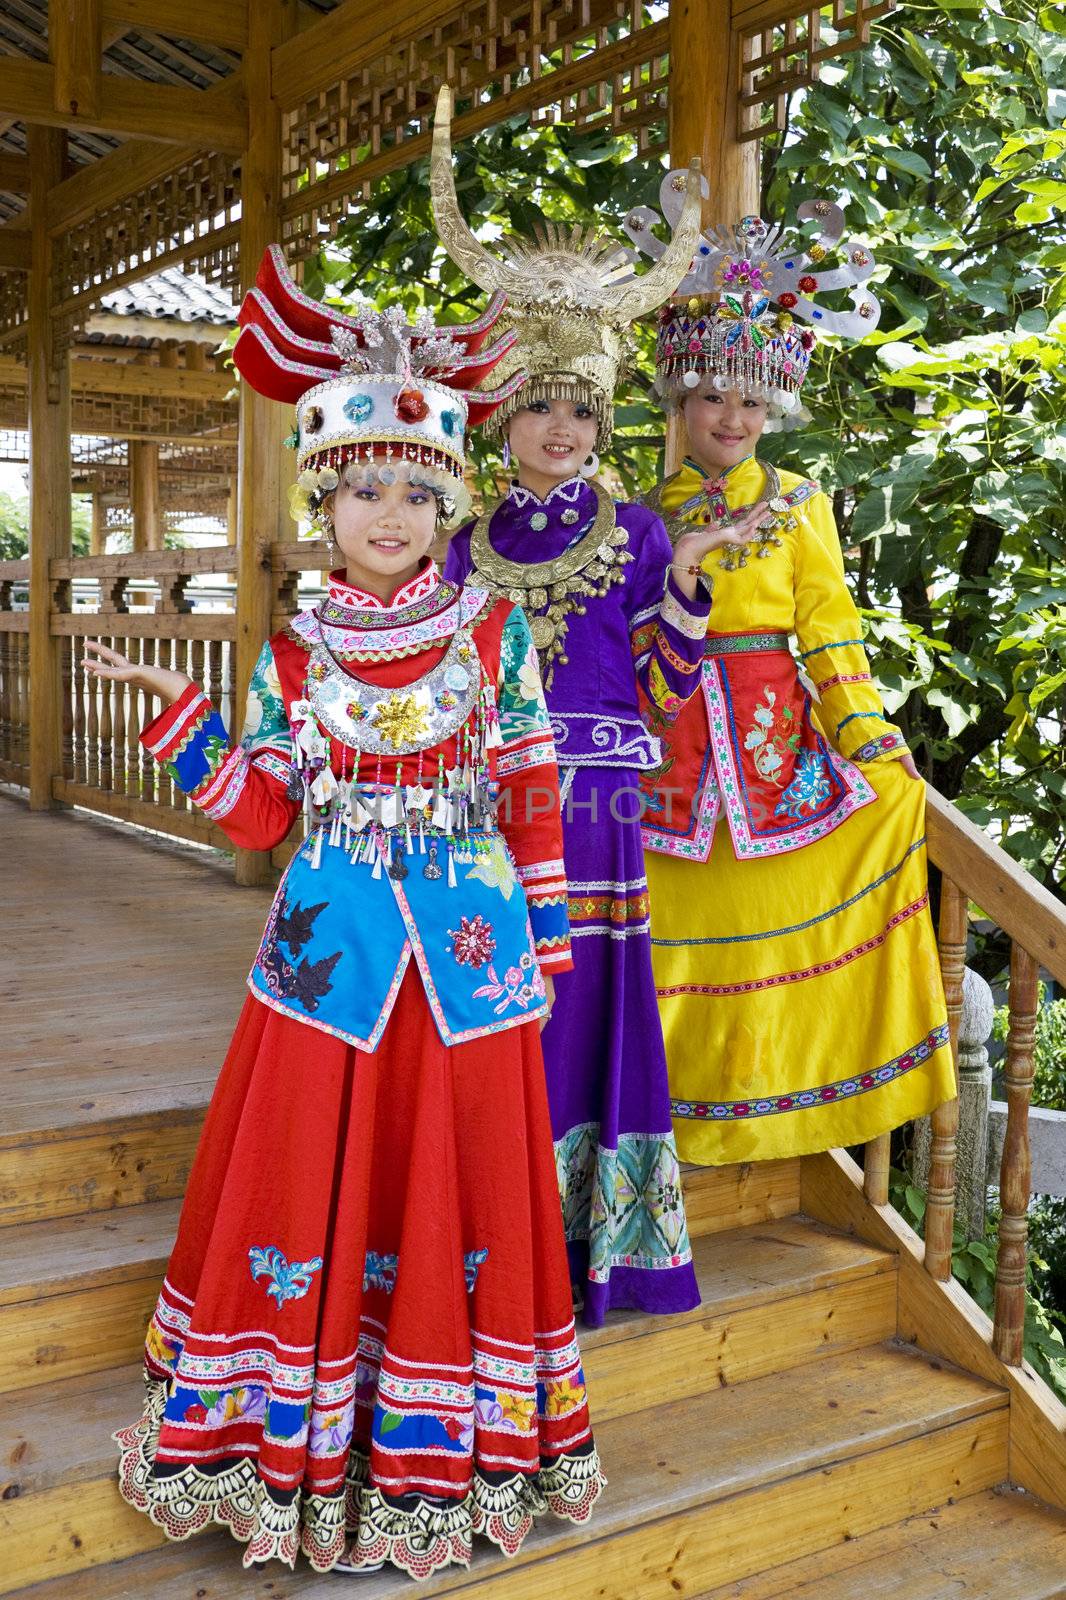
[647, 763, 955, 1165]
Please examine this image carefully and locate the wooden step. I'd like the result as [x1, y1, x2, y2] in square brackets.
[0, 1208, 888, 1398]
[695, 1485, 1066, 1598]
[0, 1216, 898, 1584]
[0, 1200, 180, 1393]
[0, 1342, 1007, 1597]
[0, 1025, 801, 1236]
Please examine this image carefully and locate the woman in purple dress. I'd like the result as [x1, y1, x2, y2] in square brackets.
[431, 88, 762, 1325]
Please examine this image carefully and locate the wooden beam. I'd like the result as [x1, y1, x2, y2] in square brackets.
[27, 127, 71, 812]
[664, 0, 760, 474]
[0, 231, 30, 272]
[271, 0, 458, 109]
[48, 140, 191, 236]
[0, 355, 234, 402]
[52, 0, 102, 121]
[101, 0, 249, 52]
[235, 0, 294, 886]
[0, 153, 30, 193]
[0, 57, 247, 152]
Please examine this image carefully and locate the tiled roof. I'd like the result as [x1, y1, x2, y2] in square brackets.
[99, 268, 237, 326]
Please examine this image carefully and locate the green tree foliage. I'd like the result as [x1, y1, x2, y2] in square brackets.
[0, 490, 92, 558]
[759, 0, 1066, 891]
[317, 1, 1065, 887]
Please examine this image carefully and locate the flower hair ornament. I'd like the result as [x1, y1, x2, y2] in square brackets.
[623, 170, 883, 429]
[431, 84, 705, 452]
[231, 245, 524, 526]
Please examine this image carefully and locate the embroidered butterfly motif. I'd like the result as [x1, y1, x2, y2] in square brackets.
[248, 1245, 323, 1308]
[464, 1248, 489, 1291]
[465, 838, 516, 900]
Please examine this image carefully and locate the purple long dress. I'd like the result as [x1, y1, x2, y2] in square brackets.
[446, 475, 709, 1325]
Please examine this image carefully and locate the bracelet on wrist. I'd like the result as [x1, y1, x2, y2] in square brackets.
[670, 561, 705, 577]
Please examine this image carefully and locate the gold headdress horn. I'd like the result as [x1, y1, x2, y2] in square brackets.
[430, 84, 704, 325]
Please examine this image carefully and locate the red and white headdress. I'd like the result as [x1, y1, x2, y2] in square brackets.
[232, 246, 524, 523]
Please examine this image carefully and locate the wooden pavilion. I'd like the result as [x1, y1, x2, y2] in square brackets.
[0, 3, 1065, 1595]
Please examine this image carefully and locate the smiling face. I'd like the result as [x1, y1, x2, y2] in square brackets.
[683, 385, 769, 475]
[326, 471, 439, 599]
[506, 396, 599, 497]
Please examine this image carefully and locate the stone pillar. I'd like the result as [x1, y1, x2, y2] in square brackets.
[914, 966, 996, 1239]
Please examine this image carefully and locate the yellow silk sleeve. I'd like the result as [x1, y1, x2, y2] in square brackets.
[793, 493, 907, 765]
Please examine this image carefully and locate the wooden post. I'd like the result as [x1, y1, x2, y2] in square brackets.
[992, 942, 1040, 1366]
[27, 126, 71, 811]
[924, 875, 967, 1279]
[89, 492, 106, 557]
[233, 0, 294, 886]
[130, 442, 161, 553]
[863, 1132, 891, 1207]
[665, 0, 759, 476]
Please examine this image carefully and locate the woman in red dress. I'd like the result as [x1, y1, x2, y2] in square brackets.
[87, 249, 604, 1578]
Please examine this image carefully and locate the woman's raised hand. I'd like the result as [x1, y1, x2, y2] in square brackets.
[83, 640, 194, 707]
[670, 501, 771, 598]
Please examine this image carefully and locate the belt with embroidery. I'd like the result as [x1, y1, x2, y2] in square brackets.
[704, 631, 790, 656]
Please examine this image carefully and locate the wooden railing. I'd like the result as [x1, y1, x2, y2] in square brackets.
[1, 543, 330, 862]
[864, 788, 1066, 1369]
[46, 548, 240, 851]
[0, 557, 30, 789]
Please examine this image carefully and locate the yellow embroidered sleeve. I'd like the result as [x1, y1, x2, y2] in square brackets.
[793, 494, 907, 765]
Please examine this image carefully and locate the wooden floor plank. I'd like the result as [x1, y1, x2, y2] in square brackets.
[0, 796, 270, 1130]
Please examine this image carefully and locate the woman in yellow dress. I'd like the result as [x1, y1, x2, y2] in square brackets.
[621, 190, 955, 1165]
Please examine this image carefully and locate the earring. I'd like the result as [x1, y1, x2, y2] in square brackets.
[579, 451, 599, 479]
[502, 441, 511, 470]
[319, 507, 336, 560]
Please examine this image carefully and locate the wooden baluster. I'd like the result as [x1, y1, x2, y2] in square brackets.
[22, 631, 31, 778]
[222, 640, 236, 754]
[126, 636, 143, 800]
[155, 636, 174, 811]
[0, 591, 12, 772]
[188, 636, 206, 816]
[98, 633, 114, 793]
[208, 637, 223, 715]
[70, 633, 85, 783]
[992, 943, 1041, 1365]
[140, 637, 157, 805]
[122, 635, 138, 800]
[85, 632, 99, 790]
[924, 875, 967, 1279]
[16, 633, 28, 776]
[110, 634, 125, 798]
[61, 633, 75, 783]
[863, 1132, 891, 1207]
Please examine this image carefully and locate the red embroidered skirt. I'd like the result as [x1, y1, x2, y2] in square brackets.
[114, 968, 604, 1577]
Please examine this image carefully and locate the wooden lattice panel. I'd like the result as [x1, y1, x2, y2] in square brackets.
[280, 0, 670, 259]
[0, 276, 28, 358]
[737, 0, 895, 141]
[68, 391, 236, 445]
[51, 152, 242, 315]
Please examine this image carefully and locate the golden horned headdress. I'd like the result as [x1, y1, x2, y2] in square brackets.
[430, 85, 704, 451]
